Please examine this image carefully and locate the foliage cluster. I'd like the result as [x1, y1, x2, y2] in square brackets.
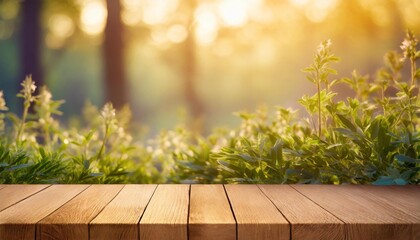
[0, 32, 419, 184]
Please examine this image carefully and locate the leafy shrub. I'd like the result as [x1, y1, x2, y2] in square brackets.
[0, 31, 419, 184]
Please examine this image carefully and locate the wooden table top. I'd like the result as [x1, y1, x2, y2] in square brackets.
[0, 184, 419, 240]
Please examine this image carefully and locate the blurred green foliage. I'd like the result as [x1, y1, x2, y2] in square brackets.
[0, 32, 419, 184]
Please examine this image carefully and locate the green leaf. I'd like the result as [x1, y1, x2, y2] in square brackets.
[336, 114, 356, 132]
[395, 155, 420, 164]
[373, 177, 394, 185]
[394, 178, 407, 185]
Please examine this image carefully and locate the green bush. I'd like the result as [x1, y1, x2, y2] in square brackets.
[0, 31, 419, 184]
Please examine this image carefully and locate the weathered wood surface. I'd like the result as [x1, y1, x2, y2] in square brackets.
[0, 184, 418, 240]
[225, 184, 289, 240]
[259, 185, 344, 240]
[292, 185, 419, 240]
[139, 184, 190, 240]
[0, 185, 49, 211]
[189, 185, 235, 240]
[90, 185, 157, 240]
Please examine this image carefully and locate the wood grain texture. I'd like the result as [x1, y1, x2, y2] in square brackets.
[337, 185, 420, 239]
[259, 184, 344, 240]
[38, 185, 123, 240]
[224, 185, 289, 240]
[189, 185, 236, 240]
[0, 185, 50, 211]
[293, 185, 417, 240]
[351, 185, 420, 220]
[140, 184, 189, 240]
[0, 185, 88, 240]
[89, 184, 157, 240]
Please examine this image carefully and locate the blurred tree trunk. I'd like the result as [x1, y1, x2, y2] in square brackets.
[21, 0, 43, 89]
[104, 0, 127, 109]
[184, 0, 204, 133]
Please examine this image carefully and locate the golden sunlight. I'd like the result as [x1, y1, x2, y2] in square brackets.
[289, 0, 338, 22]
[195, 6, 219, 45]
[218, 0, 248, 27]
[167, 24, 188, 44]
[80, 0, 107, 36]
[142, 0, 178, 26]
[46, 13, 75, 49]
[49, 14, 75, 39]
[121, 0, 143, 27]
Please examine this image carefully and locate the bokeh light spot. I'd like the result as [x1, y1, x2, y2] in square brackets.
[49, 14, 75, 39]
[218, 0, 248, 27]
[195, 9, 219, 45]
[167, 24, 188, 43]
[80, 0, 107, 36]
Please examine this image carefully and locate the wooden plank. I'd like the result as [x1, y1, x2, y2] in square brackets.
[189, 185, 236, 240]
[37, 185, 123, 240]
[293, 185, 418, 240]
[0, 185, 88, 240]
[140, 184, 190, 240]
[0, 185, 50, 211]
[338, 185, 420, 239]
[89, 184, 157, 240]
[224, 185, 289, 240]
[341, 185, 420, 220]
[259, 184, 344, 240]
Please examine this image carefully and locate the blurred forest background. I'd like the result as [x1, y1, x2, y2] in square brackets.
[0, 0, 420, 135]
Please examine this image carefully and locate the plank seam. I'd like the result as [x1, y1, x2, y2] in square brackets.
[35, 185, 92, 239]
[136, 184, 159, 240]
[353, 187, 420, 222]
[289, 185, 346, 224]
[0, 185, 52, 213]
[256, 184, 292, 240]
[87, 185, 127, 239]
[187, 184, 191, 240]
[223, 184, 238, 240]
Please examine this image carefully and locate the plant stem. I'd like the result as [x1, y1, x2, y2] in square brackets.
[381, 87, 386, 116]
[97, 123, 109, 161]
[316, 70, 322, 137]
[44, 126, 50, 147]
[409, 59, 416, 131]
[411, 59, 416, 87]
[16, 102, 29, 145]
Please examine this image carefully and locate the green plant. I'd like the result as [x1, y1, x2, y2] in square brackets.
[0, 32, 418, 185]
[15, 76, 37, 145]
[208, 32, 420, 185]
[303, 39, 340, 137]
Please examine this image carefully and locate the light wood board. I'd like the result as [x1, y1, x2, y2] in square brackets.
[140, 184, 190, 240]
[224, 185, 289, 240]
[189, 185, 236, 240]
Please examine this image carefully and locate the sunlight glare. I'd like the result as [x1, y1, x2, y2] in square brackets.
[289, 0, 310, 7]
[142, 0, 179, 25]
[121, 0, 143, 26]
[218, 0, 248, 27]
[167, 24, 188, 43]
[80, 0, 107, 36]
[49, 14, 75, 39]
[195, 8, 219, 45]
[304, 0, 338, 23]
